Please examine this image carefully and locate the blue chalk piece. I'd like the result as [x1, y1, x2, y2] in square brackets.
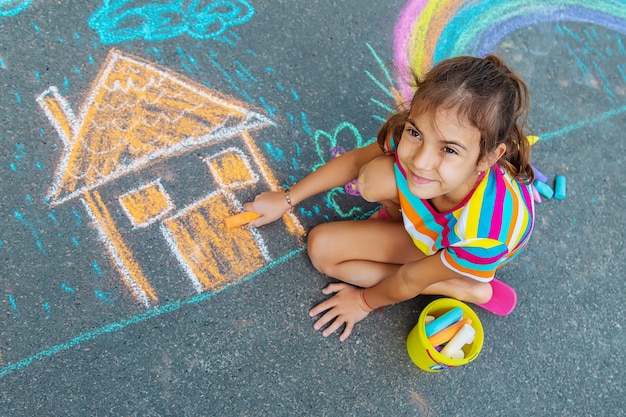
[555, 175, 567, 200]
[425, 307, 463, 337]
[534, 180, 554, 199]
[530, 164, 549, 184]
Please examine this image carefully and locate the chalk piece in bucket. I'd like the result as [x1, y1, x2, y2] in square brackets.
[224, 211, 260, 228]
[425, 307, 463, 337]
[554, 175, 567, 200]
[428, 317, 472, 348]
[449, 349, 465, 360]
[533, 180, 554, 199]
[440, 324, 476, 358]
[406, 298, 484, 372]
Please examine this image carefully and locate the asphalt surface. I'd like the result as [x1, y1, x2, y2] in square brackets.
[1, 1, 625, 416]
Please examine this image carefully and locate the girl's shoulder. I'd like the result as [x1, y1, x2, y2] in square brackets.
[468, 165, 534, 216]
[472, 164, 531, 198]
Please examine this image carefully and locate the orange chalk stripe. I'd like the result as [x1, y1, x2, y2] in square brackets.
[224, 211, 261, 228]
[428, 318, 473, 348]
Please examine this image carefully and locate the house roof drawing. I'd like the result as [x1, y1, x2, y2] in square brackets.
[38, 49, 274, 206]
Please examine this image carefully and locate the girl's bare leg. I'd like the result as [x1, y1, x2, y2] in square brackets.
[420, 277, 492, 304]
[307, 220, 423, 288]
[307, 220, 492, 303]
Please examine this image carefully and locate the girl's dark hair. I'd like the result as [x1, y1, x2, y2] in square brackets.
[377, 54, 534, 182]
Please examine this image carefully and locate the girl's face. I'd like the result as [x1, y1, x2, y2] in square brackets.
[396, 106, 500, 212]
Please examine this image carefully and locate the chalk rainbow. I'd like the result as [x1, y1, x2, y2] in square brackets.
[395, 0, 626, 99]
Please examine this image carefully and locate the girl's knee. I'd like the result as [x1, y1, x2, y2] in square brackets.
[306, 224, 333, 274]
[357, 170, 376, 203]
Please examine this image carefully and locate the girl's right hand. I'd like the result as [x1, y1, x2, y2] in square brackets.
[242, 190, 291, 227]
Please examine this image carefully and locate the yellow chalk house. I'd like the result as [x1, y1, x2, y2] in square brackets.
[38, 49, 304, 308]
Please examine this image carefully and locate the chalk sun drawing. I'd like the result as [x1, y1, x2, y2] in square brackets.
[88, 0, 255, 44]
[38, 49, 304, 308]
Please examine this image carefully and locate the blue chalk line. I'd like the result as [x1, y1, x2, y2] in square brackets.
[0, 246, 306, 379]
[541, 103, 626, 141]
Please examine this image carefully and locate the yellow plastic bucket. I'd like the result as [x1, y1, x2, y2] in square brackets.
[406, 298, 484, 372]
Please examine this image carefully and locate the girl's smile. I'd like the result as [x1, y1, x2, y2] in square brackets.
[408, 172, 435, 185]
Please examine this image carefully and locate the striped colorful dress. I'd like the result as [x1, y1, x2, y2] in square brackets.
[386, 138, 535, 282]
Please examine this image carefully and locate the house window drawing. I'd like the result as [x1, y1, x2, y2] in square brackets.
[119, 179, 174, 228]
[37, 49, 304, 308]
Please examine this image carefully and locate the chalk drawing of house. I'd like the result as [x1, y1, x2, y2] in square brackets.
[38, 49, 304, 308]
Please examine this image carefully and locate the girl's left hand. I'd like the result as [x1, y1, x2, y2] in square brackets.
[309, 283, 371, 342]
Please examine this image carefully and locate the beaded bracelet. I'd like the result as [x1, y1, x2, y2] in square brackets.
[284, 188, 293, 208]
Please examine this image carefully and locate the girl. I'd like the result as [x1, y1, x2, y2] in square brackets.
[243, 55, 535, 342]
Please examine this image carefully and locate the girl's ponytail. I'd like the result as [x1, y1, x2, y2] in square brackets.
[488, 55, 534, 183]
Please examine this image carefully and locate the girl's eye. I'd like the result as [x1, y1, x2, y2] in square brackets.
[406, 127, 421, 139]
[442, 147, 458, 155]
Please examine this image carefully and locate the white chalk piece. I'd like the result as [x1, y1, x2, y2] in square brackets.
[554, 175, 567, 200]
[425, 315, 435, 323]
[440, 324, 475, 358]
[449, 349, 465, 360]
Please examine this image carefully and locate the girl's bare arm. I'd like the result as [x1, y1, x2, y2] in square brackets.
[364, 254, 465, 308]
[244, 142, 385, 226]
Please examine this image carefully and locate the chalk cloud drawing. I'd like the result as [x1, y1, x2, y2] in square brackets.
[0, 0, 33, 17]
[394, 0, 626, 100]
[88, 0, 255, 44]
[38, 49, 304, 308]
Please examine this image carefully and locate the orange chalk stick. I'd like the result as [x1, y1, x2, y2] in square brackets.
[224, 211, 261, 228]
[428, 318, 473, 348]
